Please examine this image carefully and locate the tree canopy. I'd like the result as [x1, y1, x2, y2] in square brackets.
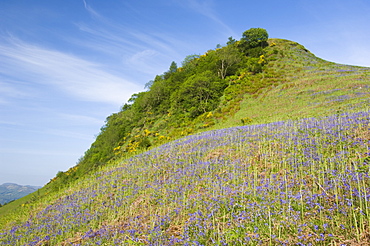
[241, 28, 269, 48]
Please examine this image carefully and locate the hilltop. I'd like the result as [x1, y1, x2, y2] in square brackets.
[0, 28, 369, 245]
[48, 31, 370, 191]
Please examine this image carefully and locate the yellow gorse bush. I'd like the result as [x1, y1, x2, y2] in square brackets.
[144, 129, 151, 136]
[258, 55, 266, 64]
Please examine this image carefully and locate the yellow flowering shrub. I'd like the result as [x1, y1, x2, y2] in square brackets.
[144, 129, 151, 136]
[258, 55, 266, 64]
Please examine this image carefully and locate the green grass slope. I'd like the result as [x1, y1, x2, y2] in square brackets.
[70, 38, 369, 182]
[0, 38, 369, 245]
[217, 38, 370, 128]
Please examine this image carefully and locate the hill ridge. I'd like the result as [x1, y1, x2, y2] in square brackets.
[68, 37, 369, 182]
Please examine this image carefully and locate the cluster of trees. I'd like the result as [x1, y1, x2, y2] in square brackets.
[51, 28, 272, 188]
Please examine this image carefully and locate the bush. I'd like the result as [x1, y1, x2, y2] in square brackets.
[239, 28, 269, 55]
[241, 117, 253, 125]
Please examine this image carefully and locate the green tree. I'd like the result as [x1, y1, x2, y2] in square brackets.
[241, 28, 269, 48]
[181, 54, 200, 73]
[169, 61, 178, 73]
[173, 71, 226, 118]
[164, 61, 178, 79]
[216, 45, 242, 79]
[143, 78, 167, 113]
[227, 36, 236, 45]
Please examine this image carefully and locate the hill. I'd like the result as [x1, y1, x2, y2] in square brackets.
[0, 183, 40, 205]
[48, 32, 370, 192]
[1, 113, 369, 245]
[0, 29, 369, 245]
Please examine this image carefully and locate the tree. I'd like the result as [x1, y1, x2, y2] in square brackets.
[169, 61, 178, 73]
[181, 54, 200, 73]
[143, 78, 167, 112]
[227, 36, 237, 46]
[144, 80, 154, 90]
[216, 45, 241, 79]
[241, 28, 269, 48]
[173, 71, 226, 118]
[238, 28, 269, 57]
[164, 61, 178, 79]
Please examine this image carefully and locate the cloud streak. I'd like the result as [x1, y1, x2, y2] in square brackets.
[0, 37, 142, 106]
[0, 79, 31, 104]
[0, 147, 80, 156]
[57, 113, 103, 126]
[82, 0, 101, 20]
[178, 0, 235, 37]
[75, 2, 196, 77]
[74, 20, 186, 68]
[44, 129, 95, 141]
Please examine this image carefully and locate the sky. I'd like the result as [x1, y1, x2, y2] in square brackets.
[1, 0, 370, 186]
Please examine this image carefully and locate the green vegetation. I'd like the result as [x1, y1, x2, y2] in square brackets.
[1, 28, 370, 245]
[239, 27, 269, 57]
[49, 28, 274, 190]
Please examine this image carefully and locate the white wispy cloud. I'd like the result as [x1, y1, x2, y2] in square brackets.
[82, 0, 101, 20]
[0, 120, 24, 126]
[57, 113, 104, 126]
[75, 20, 185, 60]
[45, 129, 94, 141]
[177, 0, 235, 37]
[125, 49, 171, 75]
[75, 23, 144, 54]
[0, 81, 24, 104]
[0, 147, 80, 156]
[76, 2, 190, 74]
[0, 76, 39, 104]
[0, 37, 142, 106]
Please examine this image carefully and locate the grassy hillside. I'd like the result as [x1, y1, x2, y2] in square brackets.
[0, 35, 369, 245]
[49, 37, 370, 191]
[218, 38, 369, 128]
[0, 112, 369, 245]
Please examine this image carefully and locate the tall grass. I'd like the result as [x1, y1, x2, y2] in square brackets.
[1, 110, 369, 245]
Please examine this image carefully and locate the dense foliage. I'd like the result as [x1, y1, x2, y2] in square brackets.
[239, 28, 269, 57]
[51, 28, 274, 188]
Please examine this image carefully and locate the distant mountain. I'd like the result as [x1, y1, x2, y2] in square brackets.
[0, 183, 41, 205]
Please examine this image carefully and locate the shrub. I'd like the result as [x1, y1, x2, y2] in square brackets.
[241, 117, 253, 125]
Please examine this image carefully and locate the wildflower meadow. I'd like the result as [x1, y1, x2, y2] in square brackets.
[1, 110, 369, 245]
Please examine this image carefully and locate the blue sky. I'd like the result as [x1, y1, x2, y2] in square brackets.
[1, 0, 369, 186]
